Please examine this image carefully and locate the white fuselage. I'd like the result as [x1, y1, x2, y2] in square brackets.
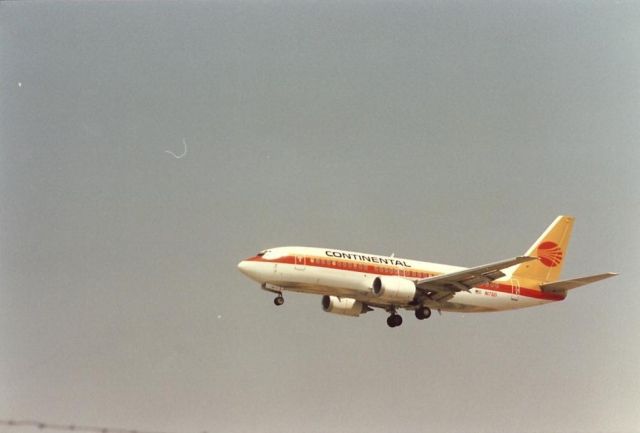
[238, 246, 564, 313]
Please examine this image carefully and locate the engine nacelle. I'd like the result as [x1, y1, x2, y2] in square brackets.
[371, 276, 417, 304]
[322, 295, 368, 317]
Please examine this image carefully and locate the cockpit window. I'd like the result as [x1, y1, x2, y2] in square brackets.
[261, 249, 283, 260]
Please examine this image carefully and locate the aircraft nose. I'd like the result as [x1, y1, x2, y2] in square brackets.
[237, 259, 263, 282]
[237, 260, 249, 275]
[238, 260, 256, 279]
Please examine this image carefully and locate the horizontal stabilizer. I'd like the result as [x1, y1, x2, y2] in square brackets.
[540, 272, 618, 294]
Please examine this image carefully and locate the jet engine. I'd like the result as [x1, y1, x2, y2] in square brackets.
[322, 295, 369, 317]
[371, 276, 417, 304]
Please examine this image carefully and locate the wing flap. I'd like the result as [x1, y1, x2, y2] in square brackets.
[416, 256, 537, 293]
[540, 272, 618, 293]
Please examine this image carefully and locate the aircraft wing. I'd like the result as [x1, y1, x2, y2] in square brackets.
[415, 256, 537, 294]
[540, 272, 618, 294]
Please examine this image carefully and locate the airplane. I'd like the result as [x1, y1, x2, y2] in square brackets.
[237, 216, 617, 327]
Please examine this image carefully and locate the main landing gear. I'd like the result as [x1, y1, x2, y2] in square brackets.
[415, 306, 432, 320]
[273, 295, 285, 306]
[386, 313, 403, 328]
[387, 306, 432, 327]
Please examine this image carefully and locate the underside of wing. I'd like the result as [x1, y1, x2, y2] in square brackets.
[540, 272, 618, 294]
[415, 256, 537, 294]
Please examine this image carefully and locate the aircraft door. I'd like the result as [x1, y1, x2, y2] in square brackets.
[510, 279, 520, 301]
[295, 255, 306, 270]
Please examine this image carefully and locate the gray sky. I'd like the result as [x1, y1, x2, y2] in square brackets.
[2, 1, 639, 432]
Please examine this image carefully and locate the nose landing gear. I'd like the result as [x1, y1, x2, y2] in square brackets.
[261, 283, 285, 306]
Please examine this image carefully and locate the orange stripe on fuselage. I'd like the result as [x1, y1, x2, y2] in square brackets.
[244, 255, 566, 302]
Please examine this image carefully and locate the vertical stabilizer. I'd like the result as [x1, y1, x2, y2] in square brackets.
[509, 215, 574, 283]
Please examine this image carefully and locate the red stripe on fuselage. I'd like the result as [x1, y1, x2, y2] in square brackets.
[244, 255, 565, 302]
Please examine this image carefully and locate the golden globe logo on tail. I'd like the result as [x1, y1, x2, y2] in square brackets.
[537, 241, 563, 267]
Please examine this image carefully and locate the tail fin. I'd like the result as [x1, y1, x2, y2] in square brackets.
[509, 215, 575, 283]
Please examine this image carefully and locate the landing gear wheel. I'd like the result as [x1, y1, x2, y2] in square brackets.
[387, 314, 403, 328]
[415, 307, 432, 320]
[274, 295, 284, 306]
[386, 315, 395, 327]
[394, 315, 403, 327]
